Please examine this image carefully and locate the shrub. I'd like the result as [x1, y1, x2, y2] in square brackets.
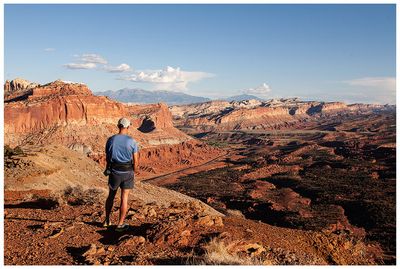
[226, 209, 246, 219]
[193, 238, 265, 265]
[4, 145, 24, 158]
[62, 185, 106, 206]
[203, 238, 245, 265]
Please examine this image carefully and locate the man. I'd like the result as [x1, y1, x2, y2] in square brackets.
[103, 117, 139, 232]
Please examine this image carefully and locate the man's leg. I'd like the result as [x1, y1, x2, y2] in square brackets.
[118, 188, 130, 226]
[105, 188, 117, 223]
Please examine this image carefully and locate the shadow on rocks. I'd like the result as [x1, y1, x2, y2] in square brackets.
[96, 222, 153, 245]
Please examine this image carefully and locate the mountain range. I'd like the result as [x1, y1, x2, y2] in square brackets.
[95, 88, 211, 105]
[96, 88, 265, 105]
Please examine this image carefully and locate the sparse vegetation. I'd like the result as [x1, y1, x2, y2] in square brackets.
[226, 209, 246, 219]
[195, 238, 267, 265]
[4, 145, 27, 169]
[62, 185, 106, 206]
[204, 140, 229, 148]
[202, 238, 246, 265]
[5, 145, 25, 157]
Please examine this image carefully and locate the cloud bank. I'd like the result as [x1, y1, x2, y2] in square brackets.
[243, 83, 272, 98]
[119, 66, 214, 91]
[64, 62, 97, 69]
[64, 53, 108, 70]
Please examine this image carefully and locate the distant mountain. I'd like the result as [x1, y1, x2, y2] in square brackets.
[225, 94, 263, 102]
[96, 88, 210, 105]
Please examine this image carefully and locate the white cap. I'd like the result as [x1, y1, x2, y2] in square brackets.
[118, 117, 131, 128]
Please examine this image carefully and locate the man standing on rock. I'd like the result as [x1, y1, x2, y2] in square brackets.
[103, 117, 139, 232]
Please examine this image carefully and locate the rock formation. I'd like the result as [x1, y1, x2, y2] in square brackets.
[4, 79, 223, 179]
[4, 78, 40, 102]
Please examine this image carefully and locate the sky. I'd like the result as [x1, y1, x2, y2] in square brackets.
[4, 4, 396, 104]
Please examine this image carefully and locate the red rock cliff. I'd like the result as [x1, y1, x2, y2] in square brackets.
[4, 79, 224, 179]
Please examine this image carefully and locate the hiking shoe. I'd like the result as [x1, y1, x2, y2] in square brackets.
[115, 224, 129, 232]
[102, 220, 112, 228]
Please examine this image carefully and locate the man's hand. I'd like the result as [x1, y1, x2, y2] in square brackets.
[104, 162, 111, 176]
[103, 169, 111, 176]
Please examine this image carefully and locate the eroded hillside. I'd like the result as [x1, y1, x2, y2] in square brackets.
[4, 79, 223, 179]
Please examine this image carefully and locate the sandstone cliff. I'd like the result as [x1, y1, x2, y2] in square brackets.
[4, 79, 223, 179]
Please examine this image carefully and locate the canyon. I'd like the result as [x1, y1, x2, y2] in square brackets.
[170, 98, 393, 132]
[4, 78, 396, 265]
[166, 98, 396, 264]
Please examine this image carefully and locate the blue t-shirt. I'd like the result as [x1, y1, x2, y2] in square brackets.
[106, 134, 139, 165]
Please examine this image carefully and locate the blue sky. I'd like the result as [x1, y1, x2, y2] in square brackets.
[4, 4, 396, 104]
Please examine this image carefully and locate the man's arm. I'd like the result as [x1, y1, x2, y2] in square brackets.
[104, 138, 112, 176]
[132, 152, 139, 172]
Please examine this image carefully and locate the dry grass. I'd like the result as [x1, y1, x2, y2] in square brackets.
[4, 145, 24, 157]
[203, 238, 245, 265]
[20, 186, 104, 209]
[62, 185, 106, 206]
[225, 209, 246, 218]
[194, 238, 267, 265]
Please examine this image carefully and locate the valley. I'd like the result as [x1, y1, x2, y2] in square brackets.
[3, 78, 396, 265]
[153, 108, 396, 264]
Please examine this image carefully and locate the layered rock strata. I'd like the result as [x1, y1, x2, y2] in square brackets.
[170, 98, 393, 132]
[4, 79, 223, 179]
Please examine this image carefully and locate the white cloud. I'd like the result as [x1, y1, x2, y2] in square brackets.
[64, 62, 97, 69]
[77, 53, 108, 64]
[243, 83, 272, 97]
[64, 53, 108, 70]
[103, 63, 132, 73]
[44, 48, 55, 52]
[343, 77, 396, 104]
[119, 66, 214, 91]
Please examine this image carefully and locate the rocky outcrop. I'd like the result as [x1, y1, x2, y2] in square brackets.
[4, 78, 40, 101]
[4, 80, 178, 144]
[29, 80, 92, 99]
[4, 78, 39, 93]
[5, 94, 127, 135]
